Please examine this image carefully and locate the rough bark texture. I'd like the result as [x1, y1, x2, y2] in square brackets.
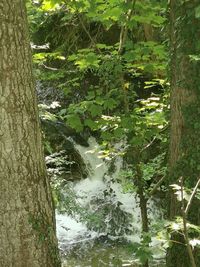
[168, 0, 200, 218]
[168, 0, 195, 219]
[0, 1, 60, 266]
[167, 0, 200, 266]
[137, 178, 149, 267]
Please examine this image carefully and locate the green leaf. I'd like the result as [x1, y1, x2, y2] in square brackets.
[42, 0, 62, 11]
[88, 104, 102, 117]
[113, 127, 124, 138]
[101, 131, 112, 140]
[59, 108, 67, 116]
[130, 136, 143, 146]
[121, 116, 135, 130]
[103, 98, 117, 110]
[132, 15, 151, 24]
[136, 246, 153, 264]
[73, 52, 100, 70]
[189, 55, 200, 61]
[68, 54, 77, 61]
[101, 7, 122, 21]
[84, 119, 97, 130]
[195, 5, 200, 18]
[67, 114, 83, 132]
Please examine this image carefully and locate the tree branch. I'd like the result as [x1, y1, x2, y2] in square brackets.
[180, 177, 197, 267]
[185, 178, 200, 216]
[78, 14, 101, 53]
[149, 175, 166, 196]
[118, 0, 136, 55]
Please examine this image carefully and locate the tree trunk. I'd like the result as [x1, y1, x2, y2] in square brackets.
[0, 1, 60, 266]
[143, 24, 154, 41]
[136, 162, 149, 267]
[167, 0, 200, 266]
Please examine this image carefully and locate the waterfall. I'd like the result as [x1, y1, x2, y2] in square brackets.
[74, 137, 108, 181]
[56, 137, 142, 251]
[56, 137, 164, 264]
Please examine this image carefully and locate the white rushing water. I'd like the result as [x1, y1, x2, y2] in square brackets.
[56, 137, 142, 251]
[56, 137, 163, 259]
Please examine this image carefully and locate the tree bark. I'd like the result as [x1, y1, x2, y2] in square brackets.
[169, 0, 200, 218]
[143, 23, 154, 41]
[0, 1, 60, 266]
[135, 161, 149, 267]
[167, 0, 200, 266]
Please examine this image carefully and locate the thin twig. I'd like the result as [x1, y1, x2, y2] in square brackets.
[118, 0, 136, 54]
[78, 14, 101, 53]
[180, 177, 197, 267]
[140, 136, 157, 153]
[149, 175, 166, 196]
[170, 239, 185, 245]
[41, 63, 58, 71]
[185, 178, 200, 216]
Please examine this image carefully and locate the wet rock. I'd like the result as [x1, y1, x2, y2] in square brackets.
[41, 118, 89, 149]
[42, 119, 88, 181]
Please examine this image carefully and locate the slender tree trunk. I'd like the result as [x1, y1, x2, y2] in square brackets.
[167, 0, 200, 266]
[143, 24, 154, 41]
[0, 1, 60, 266]
[136, 162, 149, 267]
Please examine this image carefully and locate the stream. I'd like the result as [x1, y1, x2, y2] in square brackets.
[55, 137, 166, 267]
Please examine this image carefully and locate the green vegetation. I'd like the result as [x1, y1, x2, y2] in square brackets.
[26, 1, 200, 266]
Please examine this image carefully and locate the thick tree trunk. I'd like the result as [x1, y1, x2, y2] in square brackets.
[168, 0, 195, 219]
[169, 0, 200, 220]
[167, 0, 200, 266]
[0, 1, 60, 266]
